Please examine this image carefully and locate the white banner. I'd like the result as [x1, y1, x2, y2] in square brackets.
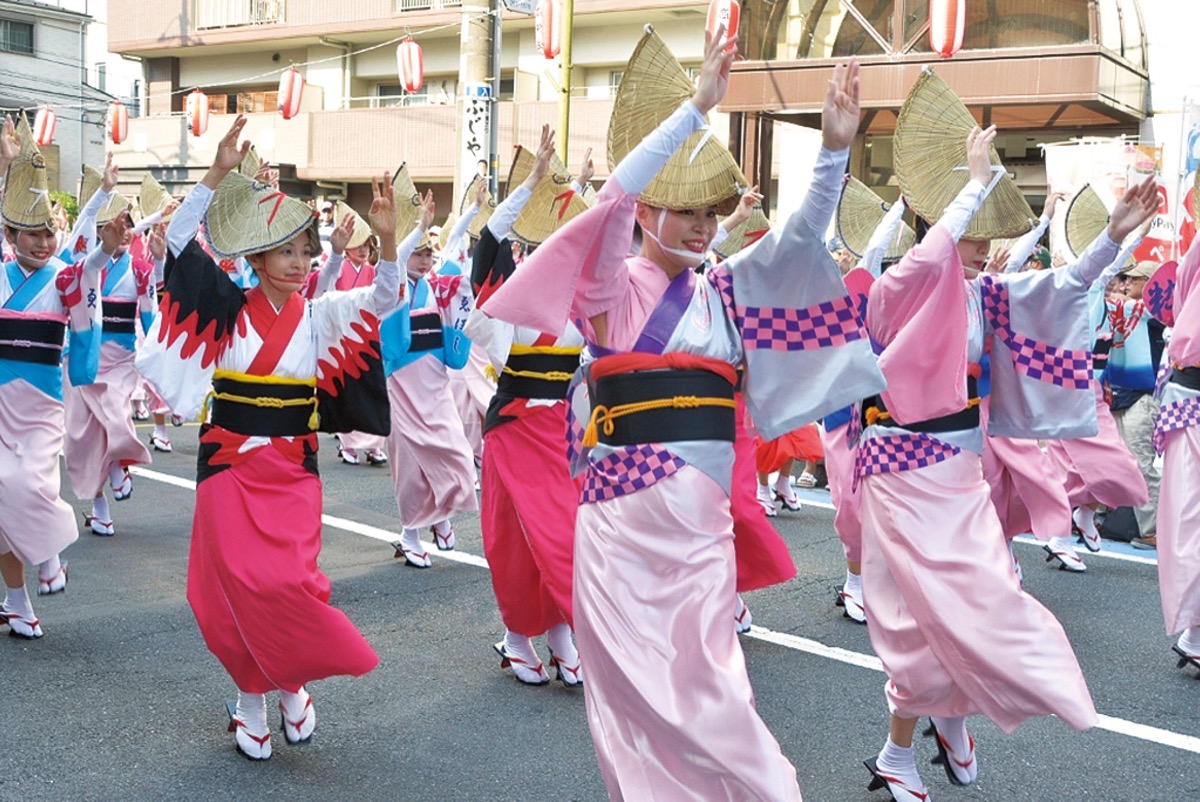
[460, 82, 493, 192]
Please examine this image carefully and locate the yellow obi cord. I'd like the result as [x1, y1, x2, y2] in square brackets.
[508, 344, 583, 357]
[203, 369, 321, 430]
[501, 367, 575, 382]
[581, 395, 738, 449]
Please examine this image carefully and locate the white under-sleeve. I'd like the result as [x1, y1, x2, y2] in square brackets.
[608, 101, 706, 198]
[66, 187, 112, 254]
[799, 147, 849, 235]
[1003, 213, 1050, 273]
[937, 180, 988, 242]
[313, 251, 344, 299]
[373, 226, 424, 312]
[858, 196, 907, 278]
[167, 184, 214, 258]
[1068, 229, 1122, 288]
[1091, 234, 1142, 290]
[487, 186, 532, 240]
[132, 210, 164, 236]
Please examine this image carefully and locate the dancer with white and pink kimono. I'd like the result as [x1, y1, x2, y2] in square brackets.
[0, 115, 103, 638]
[62, 159, 157, 537]
[482, 31, 883, 800]
[1154, 226, 1200, 670]
[857, 120, 1157, 800]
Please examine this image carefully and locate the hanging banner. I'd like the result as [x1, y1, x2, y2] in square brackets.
[460, 82, 493, 189]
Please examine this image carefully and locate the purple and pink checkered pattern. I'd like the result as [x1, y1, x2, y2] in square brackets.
[706, 266, 740, 328]
[852, 433, 961, 491]
[580, 444, 686, 504]
[738, 295, 866, 352]
[980, 276, 1092, 391]
[1153, 397, 1200, 455]
[565, 399, 584, 465]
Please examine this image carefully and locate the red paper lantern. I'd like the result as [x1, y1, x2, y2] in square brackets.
[108, 101, 129, 145]
[397, 38, 424, 94]
[705, 0, 740, 48]
[278, 68, 305, 120]
[185, 89, 209, 138]
[32, 106, 56, 147]
[535, 0, 561, 60]
[929, 0, 965, 58]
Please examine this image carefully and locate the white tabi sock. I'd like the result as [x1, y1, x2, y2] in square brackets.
[1179, 627, 1200, 656]
[37, 554, 61, 582]
[92, 495, 111, 523]
[1073, 506, 1099, 540]
[431, 519, 452, 536]
[5, 584, 34, 618]
[153, 423, 168, 441]
[545, 622, 579, 665]
[877, 736, 916, 774]
[108, 463, 126, 489]
[931, 715, 978, 784]
[845, 569, 863, 595]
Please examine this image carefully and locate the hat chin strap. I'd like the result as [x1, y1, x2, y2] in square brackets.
[642, 208, 707, 269]
[14, 246, 51, 270]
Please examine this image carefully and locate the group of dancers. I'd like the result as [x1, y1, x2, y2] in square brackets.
[2, 21, 1197, 801]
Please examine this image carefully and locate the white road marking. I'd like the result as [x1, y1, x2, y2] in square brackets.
[128, 465, 1198, 755]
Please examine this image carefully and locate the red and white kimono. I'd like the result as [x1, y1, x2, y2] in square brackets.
[137, 183, 407, 693]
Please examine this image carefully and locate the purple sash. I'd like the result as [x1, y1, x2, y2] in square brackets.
[590, 268, 696, 359]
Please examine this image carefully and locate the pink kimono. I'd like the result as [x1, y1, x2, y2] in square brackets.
[1154, 236, 1200, 635]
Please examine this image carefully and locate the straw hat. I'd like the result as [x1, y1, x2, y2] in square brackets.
[334, 200, 372, 250]
[462, 174, 496, 239]
[607, 27, 748, 215]
[1062, 184, 1110, 260]
[239, 144, 263, 179]
[894, 69, 1036, 240]
[203, 171, 316, 259]
[139, 173, 173, 220]
[80, 165, 132, 225]
[2, 114, 54, 231]
[391, 163, 433, 251]
[713, 206, 771, 259]
[506, 145, 590, 246]
[836, 175, 916, 261]
[438, 210, 458, 249]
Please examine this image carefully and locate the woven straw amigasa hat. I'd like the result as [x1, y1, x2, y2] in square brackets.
[462, 175, 497, 240]
[2, 114, 55, 231]
[1063, 183, 1134, 268]
[894, 69, 1035, 240]
[334, 200, 372, 250]
[713, 205, 771, 259]
[204, 171, 316, 259]
[139, 173, 173, 220]
[836, 175, 916, 261]
[607, 27, 748, 216]
[506, 145, 590, 246]
[81, 165, 131, 226]
[437, 209, 457, 250]
[238, 144, 263, 179]
[391, 163, 433, 251]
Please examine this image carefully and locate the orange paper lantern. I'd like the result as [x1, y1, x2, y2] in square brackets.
[33, 106, 56, 147]
[109, 101, 129, 145]
[397, 39, 424, 94]
[278, 68, 304, 120]
[535, 0, 562, 60]
[705, 0, 740, 48]
[185, 89, 209, 137]
[929, 0, 965, 58]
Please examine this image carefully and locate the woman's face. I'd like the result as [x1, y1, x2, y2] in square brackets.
[249, 231, 314, 295]
[636, 204, 720, 272]
[346, 243, 370, 266]
[407, 246, 435, 278]
[957, 237, 990, 278]
[6, 226, 58, 269]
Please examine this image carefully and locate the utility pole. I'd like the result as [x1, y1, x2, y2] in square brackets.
[457, 3, 494, 199]
[557, 0, 574, 159]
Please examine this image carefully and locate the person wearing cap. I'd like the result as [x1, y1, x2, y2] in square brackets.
[317, 202, 335, 255]
[464, 125, 587, 687]
[308, 201, 388, 466]
[136, 115, 417, 760]
[1153, 221, 1200, 671]
[379, 166, 477, 568]
[481, 29, 883, 800]
[1105, 258, 1165, 549]
[856, 84, 1158, 797]
[0, 114, 105, 638]
[60, 157, 158, 538]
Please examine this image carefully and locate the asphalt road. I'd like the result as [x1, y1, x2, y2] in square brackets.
[2, 422, 1198, 801]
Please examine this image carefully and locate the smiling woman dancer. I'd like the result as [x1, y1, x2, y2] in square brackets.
[138, 117, 420, 760]
[482, 28, 883, 800]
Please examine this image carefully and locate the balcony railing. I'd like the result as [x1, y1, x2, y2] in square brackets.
[393, 0, 462, 12]
[195, 0, 285, 30]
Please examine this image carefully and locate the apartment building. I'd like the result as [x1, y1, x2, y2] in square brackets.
[103, 0, 731, 212]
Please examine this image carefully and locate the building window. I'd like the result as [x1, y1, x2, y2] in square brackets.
[195, 0, 285, 30]
[0, 19, 34, 55]
[377, 84, 428, 108]
[609, 70, 623, 96]
[96, 63, 107, 93]
[236, 90, 279, 114]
